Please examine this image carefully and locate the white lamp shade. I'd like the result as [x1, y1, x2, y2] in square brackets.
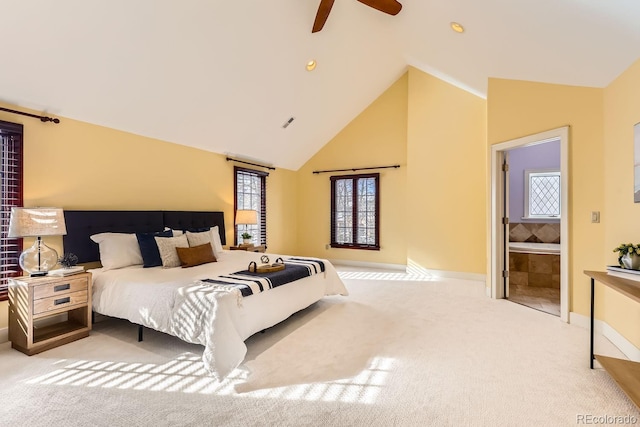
[7, 207, 67, 238]
[235, 209, 258, 225]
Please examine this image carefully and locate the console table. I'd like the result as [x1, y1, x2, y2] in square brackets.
[584, 270, 640, 408]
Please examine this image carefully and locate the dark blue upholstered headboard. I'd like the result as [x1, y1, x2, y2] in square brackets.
[63, 210, 226, 263]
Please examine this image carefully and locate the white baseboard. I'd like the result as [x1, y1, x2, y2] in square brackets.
[423, 269, 486, 282]
[408, 263, 486, 282]
[0, 327, 7, 343]
[570, 312, 640, 362]
[328, 259, 406, 271]
[330, 259, 486, 282]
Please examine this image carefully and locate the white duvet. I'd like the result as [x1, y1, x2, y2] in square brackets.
[90, 250, 348, 379]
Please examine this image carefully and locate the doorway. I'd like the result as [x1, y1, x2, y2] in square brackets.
[490, 127, 569, 322]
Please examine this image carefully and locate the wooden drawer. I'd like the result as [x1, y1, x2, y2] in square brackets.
[33, 290, 88, 315]
[33, 276, 88, 300]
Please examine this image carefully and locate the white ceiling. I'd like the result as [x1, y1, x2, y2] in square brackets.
[1, 1, 639, 170]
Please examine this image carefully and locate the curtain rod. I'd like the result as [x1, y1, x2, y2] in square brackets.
[312, 164, 400, 174]
[226, 157, 276, 170]
[0, 106, 60, 124]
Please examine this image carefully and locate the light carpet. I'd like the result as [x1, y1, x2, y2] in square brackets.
[1, 267, 638, 427]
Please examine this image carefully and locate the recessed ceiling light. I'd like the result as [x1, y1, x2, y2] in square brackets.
[306, 60, 317, 71]
[450, 22, 464, 33]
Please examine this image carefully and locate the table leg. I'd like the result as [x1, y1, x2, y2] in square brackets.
[590, 277, 595, 369]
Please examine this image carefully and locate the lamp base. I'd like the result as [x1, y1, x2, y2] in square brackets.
[19, 237, 59, 276]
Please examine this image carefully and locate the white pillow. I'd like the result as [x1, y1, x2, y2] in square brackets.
[155, 234, 189, 268]
[90, 233, 143, 270]
[186, 227, 224, 257]
[210, 226, 224, 254]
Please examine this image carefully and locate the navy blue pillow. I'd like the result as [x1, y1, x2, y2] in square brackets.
[136, 229, 173, 268]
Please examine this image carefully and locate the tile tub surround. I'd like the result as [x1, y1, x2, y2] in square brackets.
[509, 246, 561, 316]
[509, 252, 560, 289]
[509, 223, 560, 243]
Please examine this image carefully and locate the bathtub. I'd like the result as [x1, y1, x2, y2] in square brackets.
[509, 242, 561, 255]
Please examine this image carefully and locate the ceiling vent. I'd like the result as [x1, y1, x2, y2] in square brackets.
[282, 117, 295, 129]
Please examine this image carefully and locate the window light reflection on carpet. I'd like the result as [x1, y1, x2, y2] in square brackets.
[26, 354, 395, 405]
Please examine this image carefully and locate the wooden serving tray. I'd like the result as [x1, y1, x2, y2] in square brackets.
[256, 263, 285, 273]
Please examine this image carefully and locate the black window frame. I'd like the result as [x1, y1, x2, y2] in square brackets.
[234, 166, 268, 246]
[330, 173, 380, 250]
[0, 120, 24, 301]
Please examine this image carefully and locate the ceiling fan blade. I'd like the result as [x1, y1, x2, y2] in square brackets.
[356, 0, 402, 15]
[312, 0, 336, 33]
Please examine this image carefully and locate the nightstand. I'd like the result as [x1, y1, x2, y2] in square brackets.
[8, 272, 92, 355]
[229, 244, 266, 253]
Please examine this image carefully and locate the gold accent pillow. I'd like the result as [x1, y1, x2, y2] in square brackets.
[176, 243, 217, 268]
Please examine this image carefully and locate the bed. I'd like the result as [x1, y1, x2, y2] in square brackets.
[63, 210, 348, 379]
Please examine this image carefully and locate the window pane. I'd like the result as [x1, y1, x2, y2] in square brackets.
[1, 128, 24, 295]
[235, 169, 266, 245]
[335, 179, 353, 244]
[529, 174, 560, 216]
[355, 177, 376, 245]
[331, 174, 378, 248]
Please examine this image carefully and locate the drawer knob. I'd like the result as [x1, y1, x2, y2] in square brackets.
[54, 283, 71, 292]
[54, 297, 71, 306]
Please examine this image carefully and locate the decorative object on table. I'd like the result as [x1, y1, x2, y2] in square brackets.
[235, 209, 258, 245]
[8, 207, 67, 277]
[48, 265, 85, 276]
[634, 122, 640, 202]
[241, 232, 252, 245]
[613, 243, 640, 270]
[606, 265, 640, 282]
[58, 252, 79, 268]
[248, 257, 285, 273]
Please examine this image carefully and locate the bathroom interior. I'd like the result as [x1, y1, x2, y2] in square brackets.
[507, 140, 561, 316]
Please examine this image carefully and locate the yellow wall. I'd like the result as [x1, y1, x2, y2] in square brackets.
[296, 74, 409, 264]
[0, 103, 298, 329]
[296, 68, 487, 274]
[487, 80, 608, 324]
[407, 67, 487, 274]
[602, 58, 640, 347]
[487, 63, 640, 349]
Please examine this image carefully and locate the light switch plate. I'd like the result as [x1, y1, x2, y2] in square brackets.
[591, 211, 600, 223]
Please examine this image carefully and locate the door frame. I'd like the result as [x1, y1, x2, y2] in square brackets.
[490, 126, 570, 322]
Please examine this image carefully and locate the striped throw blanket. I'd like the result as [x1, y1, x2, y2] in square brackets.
[200, 258, 325, 298]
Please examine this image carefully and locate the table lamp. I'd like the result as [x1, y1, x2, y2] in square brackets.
[235, 209, 258, 245]
[8, 207, 67, 276]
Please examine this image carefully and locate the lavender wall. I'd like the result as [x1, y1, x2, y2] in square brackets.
[508, 139, 561, 223]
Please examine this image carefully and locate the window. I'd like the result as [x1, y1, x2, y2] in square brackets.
[234, 167, 267, 246]
[524, 169, 560, 219]
[0, 120, 23, 301]
[330, 173, 379, 250]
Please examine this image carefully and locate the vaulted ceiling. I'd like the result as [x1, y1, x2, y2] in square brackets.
[2, 1, 639, 170]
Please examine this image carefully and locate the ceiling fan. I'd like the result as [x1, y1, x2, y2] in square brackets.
[312, 0, 403, 33]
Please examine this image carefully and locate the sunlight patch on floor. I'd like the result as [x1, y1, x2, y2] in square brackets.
[338, 270, 435, 281]
[25, 354, 394, 404]
[248, 357, 394, 404]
